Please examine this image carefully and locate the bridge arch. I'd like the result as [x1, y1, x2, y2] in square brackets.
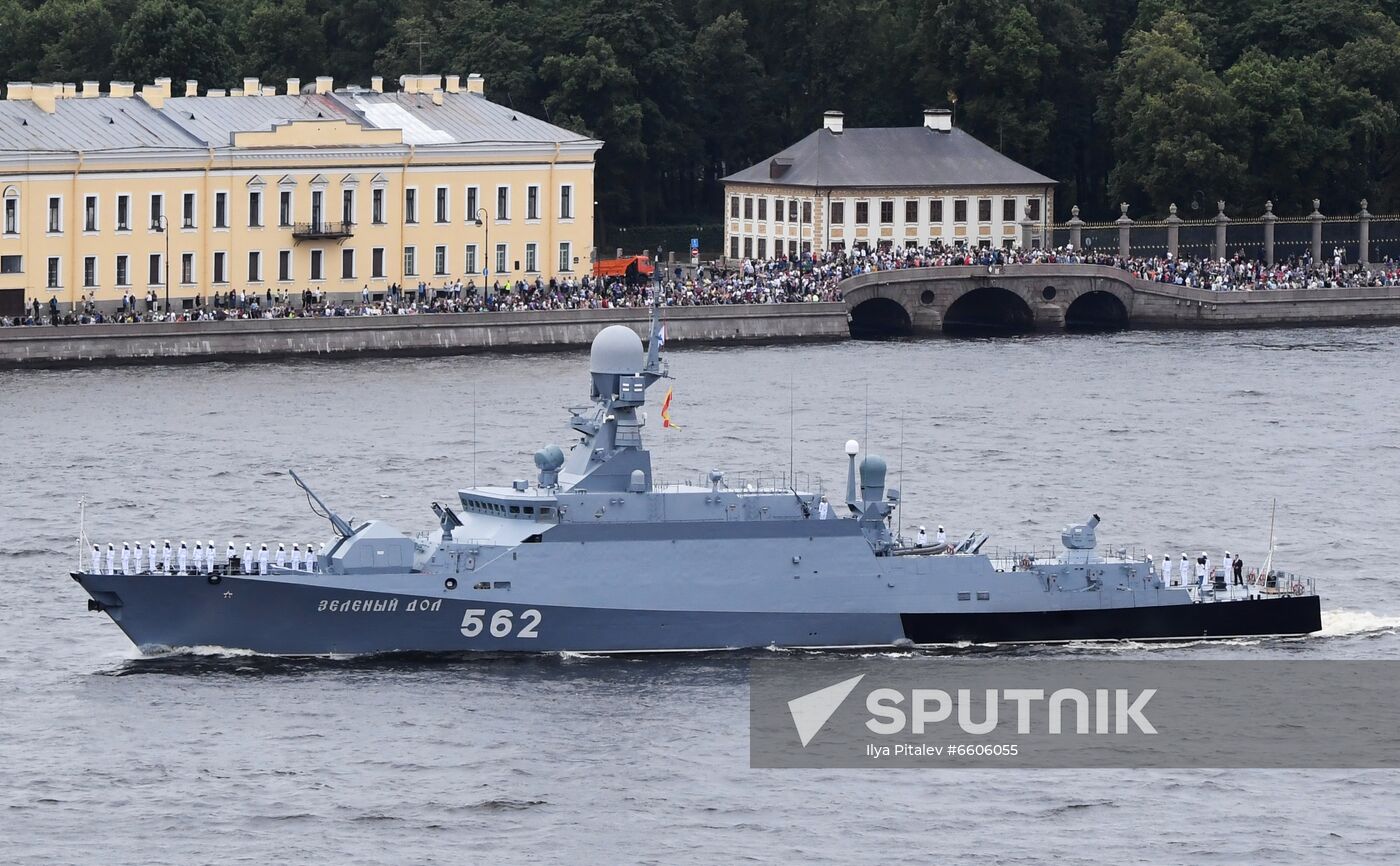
[849, 296, 913, 339]
[1065, 290, 1130, 332]
[942, 286, 1035, 336]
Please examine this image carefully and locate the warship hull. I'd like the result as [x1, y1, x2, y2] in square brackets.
[73, 571, 1323, 655]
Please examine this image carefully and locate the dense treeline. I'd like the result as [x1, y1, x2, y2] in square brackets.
[3, 0, 1399, 225]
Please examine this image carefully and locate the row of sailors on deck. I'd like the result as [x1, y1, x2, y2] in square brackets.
[90, 541, 321, 576]
[1160, 551, 1248, 588]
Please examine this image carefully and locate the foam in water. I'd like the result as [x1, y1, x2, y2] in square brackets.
[1320, 609, 1400, 637]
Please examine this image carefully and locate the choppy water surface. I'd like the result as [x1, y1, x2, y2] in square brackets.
[3, 328, 1399, 864]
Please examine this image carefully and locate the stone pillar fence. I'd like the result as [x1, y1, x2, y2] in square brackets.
[1051, 200, 1400, 265]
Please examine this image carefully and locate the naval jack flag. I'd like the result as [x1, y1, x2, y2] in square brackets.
[661, 386, 680, 430]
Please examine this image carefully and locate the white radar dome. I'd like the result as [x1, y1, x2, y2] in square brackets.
[590, 325, 645, 375]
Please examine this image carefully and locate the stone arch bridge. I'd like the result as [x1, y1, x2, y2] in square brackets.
[840, 264, 1400, 336]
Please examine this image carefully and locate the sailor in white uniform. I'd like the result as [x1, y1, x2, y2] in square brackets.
[916, 526, 928, 547]
[306, 543, 318, 572]
[936, 526, 946, 548]
[275, 543, 287, 569]
[1162, 554, 1173, 586]
[290, 544, 302, 571]
[243, 544, 254, 574]
[90, 544, 101, 575]
[133, 542, 144, 574]
[208, 541, 216, 574]
[258, 544, 270, 575]
[226, 542, 237, 574]
[162, 541, 173, 573]
[105, 543, 115, 575]
[817, 496, 829, 519]
[193, 543, 204, 574]
[176, 542, 188, 574]
[149, 541, 159, 572]
[1195, 553, 1208, 590]
[120, 542, 131, 575]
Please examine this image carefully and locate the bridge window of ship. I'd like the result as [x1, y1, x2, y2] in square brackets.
[957, 592, 972, 601]
[473, 581, 490, 590]
[977, 592, 991, 601]
[509, 506, 520, 514]
[493, 581, 511, 590]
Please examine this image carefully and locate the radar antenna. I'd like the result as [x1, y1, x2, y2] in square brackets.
[289, 469, 354, 537]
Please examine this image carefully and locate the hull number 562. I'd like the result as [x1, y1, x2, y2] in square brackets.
[460, 608, 542, 639]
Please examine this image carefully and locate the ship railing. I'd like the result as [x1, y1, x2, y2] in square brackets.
[1188, 572, 1316, 602]
[650, 470, 827, 496]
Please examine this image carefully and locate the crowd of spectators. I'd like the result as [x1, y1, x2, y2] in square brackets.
[4, 242, 1399, 327]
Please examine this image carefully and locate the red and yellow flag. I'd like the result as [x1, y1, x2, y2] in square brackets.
[661, 386, 680, 430]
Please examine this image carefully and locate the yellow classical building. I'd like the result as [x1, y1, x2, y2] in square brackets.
[0, 73, 600, 314]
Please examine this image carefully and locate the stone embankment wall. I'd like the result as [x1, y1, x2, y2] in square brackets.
[0, 304, 850, 369]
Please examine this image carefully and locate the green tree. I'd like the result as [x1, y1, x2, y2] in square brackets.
[1099, 10, 1244, 213]
[113, 0, 235, 87]
[24, 0, 119, 83]
[238, 0, 326, 84]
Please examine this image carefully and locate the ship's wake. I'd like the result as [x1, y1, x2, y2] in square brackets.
[1319, 608, 1400, 638]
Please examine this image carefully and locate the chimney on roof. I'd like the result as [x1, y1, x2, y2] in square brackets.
[243, 77, 259, 96]
[924, 108, 952, 133]
[140, 83, 167, 108]
[422, 75, 442, 92]
[286, 77, 300, 95]
[208, 89, 226, 97]
[6, 82, 33, 102]
[431, 88, 444, 106]
[822, 110, 844, 134]
[61, 83, 77, 99]
[30, 83, 57, 113]
[445, 74, 460, 94]
[262, 86, 276, 96]
[81, 81, 99, 98]
[185, 80, 198, 97]
[466, 73, 483, 95]
[156, 77, 172, 98]
[315, 76, 333, 95]
[230, 88, 243, 97]
[109, 81, 135, 98]
[371, 76, 383, 93]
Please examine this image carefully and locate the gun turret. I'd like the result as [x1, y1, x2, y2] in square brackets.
[1061, 513, 1101, 551]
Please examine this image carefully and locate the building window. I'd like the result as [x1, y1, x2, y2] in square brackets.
[249, 190, 263, 227]
[742, 237, 752, 257]
[525, 243, 537, 273]
[213, 251, 226, 283]
[116, 195, 130, 231]
[85, 195, 98, 232]
[758, 198, 767, 221]
[0, 254, 21, 273]
[831, 202, 844, 224]
[47, 256, 60, 287]
[1028, 198, 1041, 220]
[47, 197, 61, 233]
[560, 185, 573, 219]
[211, 192, 227, 230]
[855, 202, 869, 225]
[954, 200, 967, 222]
[278, 250, 291, 281]
[789, 200, 798, 222]
[279, 190, 292, 226]
[372, 247, 385, 279]
[371, 188, 384, 224]
[494, 243, 507, 274]
[730, 196, 739, 219]
[496, 186, 509, 221]
[435, 187, 448, 224]
[116, 255, 129, 286]
[558, 242, 571, 272]
[342, 189, 355, 225]
[404, 246, 416, 276]
[182, 253, 194, 284]
[3, 196, 17, 234]
[978, 199, 991, 222]
[465, 244, 478, 274]
[182, 192, 196, 228]
[931, 200, 944, 222]
[905, 200, 919, 223]
[247, 250, 261, 282]
[310, 190, 324, 229]
[743, 197, 753, 219]
[149, 193, 163, 228]
[310, 249, 324, 280]
[1002, 198, 1016, 222]
[729, 237, 739, 258]
[149, 253, 162, 285]
[405, 188, 418, 224]
[802, 201, 812, 223]
[434, 245, 447, 275]
[526, 185, 539, 221]
[880, 201, 893, 224]
[757, 238, 767, 258]
[83, 256, 96, 287]
[342, 248, 355, 280]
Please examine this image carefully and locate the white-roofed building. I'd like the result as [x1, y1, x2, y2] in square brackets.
[0, 73, 600, 314]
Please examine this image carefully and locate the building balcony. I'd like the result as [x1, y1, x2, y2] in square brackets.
[291, 221, 353, 241]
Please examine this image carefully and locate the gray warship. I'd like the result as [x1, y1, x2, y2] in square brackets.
[72, 300, 1322, 655]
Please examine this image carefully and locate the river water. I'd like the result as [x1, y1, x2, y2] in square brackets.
[2, 328, 1399, 864]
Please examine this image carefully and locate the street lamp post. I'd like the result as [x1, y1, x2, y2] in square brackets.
[474, 208, 490, 283]
[152, 214, 170, 316]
